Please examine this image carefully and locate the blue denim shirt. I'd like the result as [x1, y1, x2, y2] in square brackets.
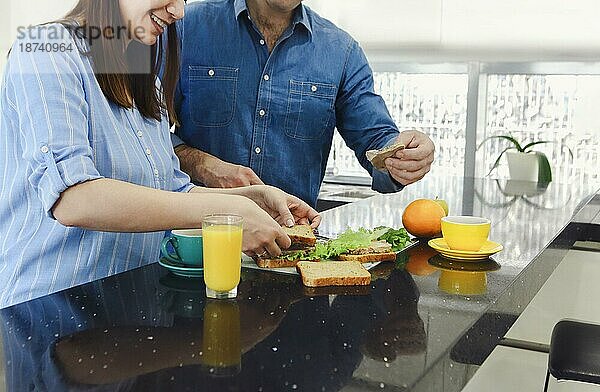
[173, 0, 401, 206]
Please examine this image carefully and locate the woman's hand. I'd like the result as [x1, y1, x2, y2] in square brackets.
[239, 186, 322, 229]
[188, 185, 320, 256]
[234, 197, 292, 258]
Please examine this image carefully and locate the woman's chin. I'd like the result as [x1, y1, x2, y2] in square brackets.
[135, 35, 159, 46]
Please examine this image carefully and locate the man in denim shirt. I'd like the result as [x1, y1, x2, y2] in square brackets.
[172, 0, 435, 207]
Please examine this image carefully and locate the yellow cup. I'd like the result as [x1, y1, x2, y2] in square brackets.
[441, 216, 491, 251]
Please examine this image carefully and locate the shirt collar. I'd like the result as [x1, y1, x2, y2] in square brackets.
[234, 0, 312, 35]
[234, 0, 248, 19]
[297, 4, 312, 35]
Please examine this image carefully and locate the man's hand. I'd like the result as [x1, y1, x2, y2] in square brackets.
[205, 160, 264, 188]
[175, 145, 264, 188]
[384, 130, 435, 186]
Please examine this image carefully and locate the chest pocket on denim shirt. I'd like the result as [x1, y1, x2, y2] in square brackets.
[284, 80, 337, 141]
[189, 65, 238, 127]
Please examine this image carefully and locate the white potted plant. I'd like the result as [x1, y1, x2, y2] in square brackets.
[478, 135, 572, 183]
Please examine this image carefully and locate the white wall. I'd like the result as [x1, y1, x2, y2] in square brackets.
[1, 0, 76, 74]
[306, 0, 600, 61]
[306, 0, 443, 46]
[9, 0, 76, 36]
[4, 0, 600, 72]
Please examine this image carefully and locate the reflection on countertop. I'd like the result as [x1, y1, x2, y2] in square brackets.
[0, 176, 596, 392]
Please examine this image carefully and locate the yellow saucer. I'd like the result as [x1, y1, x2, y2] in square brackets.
[428, 238, 503, 261]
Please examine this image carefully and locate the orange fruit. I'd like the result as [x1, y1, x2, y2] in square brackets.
[405, 244, 438, 276]
[402, 199, 446, 238]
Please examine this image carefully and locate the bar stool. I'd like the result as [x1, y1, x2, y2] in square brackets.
[544, 319, 600, 391]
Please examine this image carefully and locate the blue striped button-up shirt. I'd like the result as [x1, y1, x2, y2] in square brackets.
[0, 24, 193, 309]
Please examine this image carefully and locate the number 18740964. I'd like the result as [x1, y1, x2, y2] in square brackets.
[18, 42, 74, 53]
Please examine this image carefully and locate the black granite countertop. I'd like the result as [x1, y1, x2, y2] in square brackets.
[0, 176, 598, 392]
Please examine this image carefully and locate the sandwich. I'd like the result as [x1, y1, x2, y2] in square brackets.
[336, 240, 397, 262]
[255, 224, 319, 268]
[316, 227, 411, 264]
[296, 260, 371, 287]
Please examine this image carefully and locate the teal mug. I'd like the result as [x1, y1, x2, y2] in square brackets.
[161, 229, 203, 267]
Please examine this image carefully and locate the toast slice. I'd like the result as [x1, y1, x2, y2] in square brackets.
[336, 240, 396, 263]
[283, 224, 316, 246]
[366, 142, 405, 170]
[297, 261, 371, 287]
[256, 257, 318, 268]
[254, 225, 318, 268]
[337, 252, 397, 263]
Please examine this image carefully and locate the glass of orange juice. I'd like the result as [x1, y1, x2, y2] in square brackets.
[201, 299, 241, 376]
[202, 214, 243, 299]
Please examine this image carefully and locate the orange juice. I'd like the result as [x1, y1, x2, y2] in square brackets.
[202, 300, 241, 369]
[202, 225, 243, 292]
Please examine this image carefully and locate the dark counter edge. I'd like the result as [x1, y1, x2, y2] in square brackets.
[408, 193, 600, 392]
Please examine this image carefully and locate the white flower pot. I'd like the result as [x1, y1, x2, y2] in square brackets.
[506, 151, 539, 182]
[503, 179, 548, 196]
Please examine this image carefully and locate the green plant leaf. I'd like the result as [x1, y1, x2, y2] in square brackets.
[536, 152, 552, 183]
[522, 141, 551, 153]
[477, 135, 524, 152]
[522, 141, 574, 161]
[487, 147, 515, 176]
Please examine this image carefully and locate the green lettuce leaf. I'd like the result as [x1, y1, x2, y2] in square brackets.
[314, 227, 397, 260]
[377, 227, 411, 252]
[278, 249, 318, 261]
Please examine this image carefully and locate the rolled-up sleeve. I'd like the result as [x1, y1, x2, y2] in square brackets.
[6, 29, 103, 218]
[170, 149, 194, 193]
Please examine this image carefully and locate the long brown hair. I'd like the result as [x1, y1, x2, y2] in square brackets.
[61, 0, 179, 124]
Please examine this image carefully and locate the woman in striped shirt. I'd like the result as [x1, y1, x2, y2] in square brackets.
[0, 0, 320, 308]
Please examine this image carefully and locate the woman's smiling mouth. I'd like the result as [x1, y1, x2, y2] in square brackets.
[150, 12, 168, 32]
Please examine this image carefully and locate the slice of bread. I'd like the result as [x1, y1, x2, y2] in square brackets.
[283, 224, 316, 246]
[297, 261, 371, 287]
[366, 142, 405, 170]
[255, 258, 319, 269]
[337, 252, 397, 263]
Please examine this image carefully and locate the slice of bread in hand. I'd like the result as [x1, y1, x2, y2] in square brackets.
[366, 142, 405, 170]
[297, 261, 371, 287]
[337, 252, 397, 263]
[283, 224, 316, 246]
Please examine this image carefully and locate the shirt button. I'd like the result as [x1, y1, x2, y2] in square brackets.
[259, 109, 266, 117]
[259, 39, 265, 45]
[154, 169, 160, 176]
[263, 74, 270, 81]
[255, 147, 262, 154]
[208, 69, 215, 77]
[137, 131, 143, 137]
[311, 85, 318, 92]
[40, 146, 49, 153]
[145, 148, 152, 155]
